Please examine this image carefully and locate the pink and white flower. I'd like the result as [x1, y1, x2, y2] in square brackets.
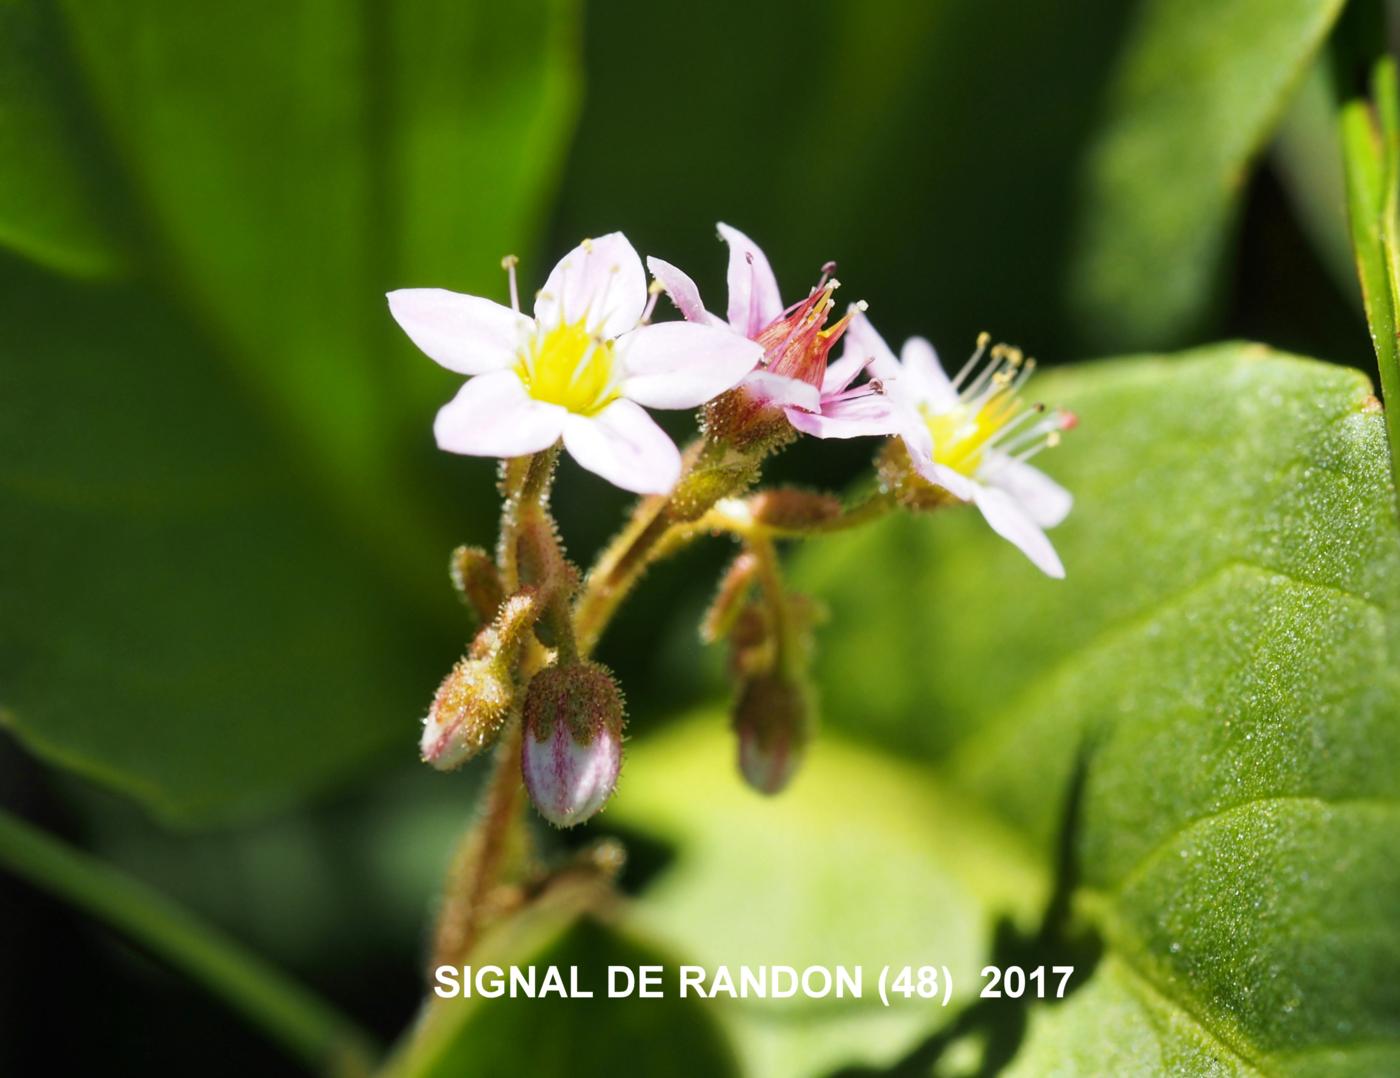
[648, 224, 901, 440]
[388, 233, 764, 494]
[846, 314, 1075, 578]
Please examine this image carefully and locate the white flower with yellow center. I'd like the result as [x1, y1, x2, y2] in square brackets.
[387, 233, 764, 494]
[844, 313, 1075, 578]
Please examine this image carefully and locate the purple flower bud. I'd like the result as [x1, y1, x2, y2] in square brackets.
[733, 672, 811, 795]
[522, 662, 625, 827]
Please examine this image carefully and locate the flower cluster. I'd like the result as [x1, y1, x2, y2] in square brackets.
[389, 225, 1075, 827]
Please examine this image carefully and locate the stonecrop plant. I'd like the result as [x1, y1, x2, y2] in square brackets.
[387, 225, 1075, 833]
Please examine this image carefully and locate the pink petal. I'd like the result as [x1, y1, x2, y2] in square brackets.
[821, 349, 869, 396]
[387, 288, 527, 375]
[433, 371, 566, 458]
[985, 455, 1073, 528]
[972, 484, 1065, 578]
[535, 232, 647, 338]
[783, 393, 904, 440]
[740, 368, 821, 412]
[618, 322, 763, 409]
[840, 310, 900, 383]
[561, 399, 682, 494]
[646, 256, 710, 323]
[717, 222, 784, 336]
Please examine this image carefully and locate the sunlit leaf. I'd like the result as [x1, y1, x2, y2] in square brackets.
[791, 345, 1400, 1071]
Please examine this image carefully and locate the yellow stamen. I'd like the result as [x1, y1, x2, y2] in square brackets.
[515, 319, 619, 416]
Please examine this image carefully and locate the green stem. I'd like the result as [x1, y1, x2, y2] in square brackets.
[1334, 0, 1400, 477]
[0, 809, 375, 1074]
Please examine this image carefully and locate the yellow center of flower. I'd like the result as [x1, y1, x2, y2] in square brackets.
[924, 397, 1018, 477]
[515, 320, 619, 416]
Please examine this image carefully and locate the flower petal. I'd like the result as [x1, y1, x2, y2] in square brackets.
[840, 310, 900, 382]
[971, 484, 1065, 578]
[784, 392, 904, 440]
[646, 256, 711, 324]
[717, 222, 784, 336]
[906, 443, 979, 502]
[387, 288, 527, 374]
[738, 368, 822, 412]
[618, 322, 763, 409]
[985, 454, 1073, 528]
[535, 232, 646, 338]
[561, 399, 682, 494]
[899, 336, 959, 410]
[433, 371, 566, 458]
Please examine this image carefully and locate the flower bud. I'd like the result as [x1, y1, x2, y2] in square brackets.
[449, 545, 503, 625]
[700, 552, 759, 645]
[420, 655, 515, 770]
[420, 590, 539, 770]
[521, 662, 625, 827]
[747, 488, 842, 531]
[733, 672, 812, 795]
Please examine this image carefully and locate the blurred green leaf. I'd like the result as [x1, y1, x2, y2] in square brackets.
[1274, 53, 1361, 310]
[381, 880, 740, 1078]
[45, 0, 580, 536]
[608, 721, 1046, 1077]
[0, 261, 439, 823]
[1064, 0, 1345, 352]
[0, 0, 581, 824]
[557, 0, 1340, 360]
[795, 346, 1400, 1071]
[0, 0, 126, 277]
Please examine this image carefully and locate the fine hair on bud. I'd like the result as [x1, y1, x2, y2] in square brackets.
[521, 662, 625, 828]
[420, 589, 539, 771]
[420, 655, 515, 771]
[733, 671, 812, 795]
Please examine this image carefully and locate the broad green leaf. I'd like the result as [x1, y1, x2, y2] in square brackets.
[793, 345, 1400, 1072]
[47, 0, 580, 523]
[0, 1, 581, 824]
[557, 0, 1339, 361]
[380, 879, 740, 1078]
[606, 720, 1046, 1078]
[1063, 0, 1345, 351]
[0, 260, 441, 823]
